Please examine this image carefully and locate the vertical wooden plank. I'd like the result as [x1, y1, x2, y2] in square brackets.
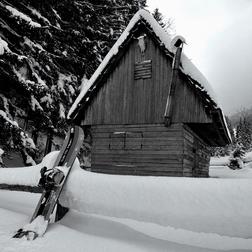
[82, 34, 212, 126]
[152, 43, 158, 122]
[122, 49, 129, 124]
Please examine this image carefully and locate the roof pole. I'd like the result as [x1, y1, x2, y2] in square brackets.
[164, 39, 184, 127]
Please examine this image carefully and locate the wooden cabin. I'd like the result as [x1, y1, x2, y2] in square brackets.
[68, 10, 231, 177]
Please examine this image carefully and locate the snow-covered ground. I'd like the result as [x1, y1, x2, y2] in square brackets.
[1, 190, 252, 252]
[210, 151, 252, 178]
[0, 153, 252, 251]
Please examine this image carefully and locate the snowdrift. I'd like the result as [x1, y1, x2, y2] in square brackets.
[1, 152, 252, 238]
[0, 151, 59, 186]
[210, 151, 252, 167]
[210, 156, 230, 166]
[60, 168, 252, 237]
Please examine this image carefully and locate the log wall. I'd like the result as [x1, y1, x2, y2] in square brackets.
[182, 125, 210, 177]
[86, 123, 210, 177]
[90, 123, 184, 176]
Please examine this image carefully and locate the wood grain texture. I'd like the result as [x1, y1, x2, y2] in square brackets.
[78, 28, 213, 177]
[182, 125, 210, 177]
[90, 123, 184, 176]
[81, 31, 212, 126]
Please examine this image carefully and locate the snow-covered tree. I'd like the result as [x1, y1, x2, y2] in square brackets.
[210, 116, 234, 157]
[228, 143, 245, 170]
[235, 116, 252, 151]
[152, 8, 175, 35]
[0, 0, 146, 165]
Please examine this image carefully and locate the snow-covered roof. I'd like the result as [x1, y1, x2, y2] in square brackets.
[68, 9, 220, 119]
[68, 9, 232, 144]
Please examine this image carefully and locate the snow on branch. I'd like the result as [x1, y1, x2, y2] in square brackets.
[59, 103, 66, 119]
[28, 7, 51, 26]
[31, 95, 43, 111]
[6, 5, 41, 28]
[0, 110, 18, 127]
[40, 94, 53, 108]
[0, 37, 11, 55]
[13, 67, 47, 92]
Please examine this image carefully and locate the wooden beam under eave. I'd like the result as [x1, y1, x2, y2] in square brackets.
[164, 46, 183, 126]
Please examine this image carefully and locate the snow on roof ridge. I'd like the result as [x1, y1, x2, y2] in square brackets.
[68, 9, 218, 119]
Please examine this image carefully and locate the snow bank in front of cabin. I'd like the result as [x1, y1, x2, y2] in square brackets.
[68, 9, 218, 119]
[0, 152, 56, 186]
[0, 151, 81, 186]
[1, 151, 252, 239]
[209, 152, 252, 178]
[0, 151, 54, 186]
[244, 151, 252, 163]
[210, 151, 252, 167]
[60, 168, 252, 238]
[210, 156, 230, 166]
[1, 190, 232, 252]
[209, 164, 252, 178]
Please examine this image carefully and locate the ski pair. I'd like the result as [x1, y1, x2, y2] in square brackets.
[13, 125, 84, 240]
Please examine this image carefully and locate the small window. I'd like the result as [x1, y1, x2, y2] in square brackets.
[134, 60, 152, 80]
[109, 132, 125, 150]
[125, 132, 143, 150]
[109, 132, 143, 150]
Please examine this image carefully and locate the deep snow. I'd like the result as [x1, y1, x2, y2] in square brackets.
[1, 190, 252, 252]
[0, 153, 252, 251]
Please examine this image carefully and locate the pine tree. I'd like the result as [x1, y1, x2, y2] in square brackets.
[152, 8, 166, 28]
[0, 0, 146, 165]
[235, 116, 252, 151]
[152, 8, 175, 34]
[210, 116, 233, 157]
[228, 143, 245, 169]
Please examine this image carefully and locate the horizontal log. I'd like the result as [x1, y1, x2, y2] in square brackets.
[91, 169, 184, 177]
[93, 152, 182, 159]
[91, 165, 182, 172]
[93, 145, 183, 151]
[93, 137, 184, 144]
[92, 158, 182, 165]
[93, 131, 183, 138]
[92, 159, 182, 166]
[91, 165, 183, 173]
[90, 123, 183, 132]
[92, 149, 184, 155]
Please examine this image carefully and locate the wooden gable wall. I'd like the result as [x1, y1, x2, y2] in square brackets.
[172, 75, 213, 124]
[81, 32, 212, 126]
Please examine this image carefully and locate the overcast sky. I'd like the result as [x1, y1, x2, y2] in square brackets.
[147, 0, 252, 115]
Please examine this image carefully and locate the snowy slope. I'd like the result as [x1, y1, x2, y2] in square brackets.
[209, 151, 252, 178]
[0, 191, 217, 252]
[0, 151, 59, 186]
[1, 153, 252, 250]
[60, 168, 252, 238]
[1, 190, 252, 252]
